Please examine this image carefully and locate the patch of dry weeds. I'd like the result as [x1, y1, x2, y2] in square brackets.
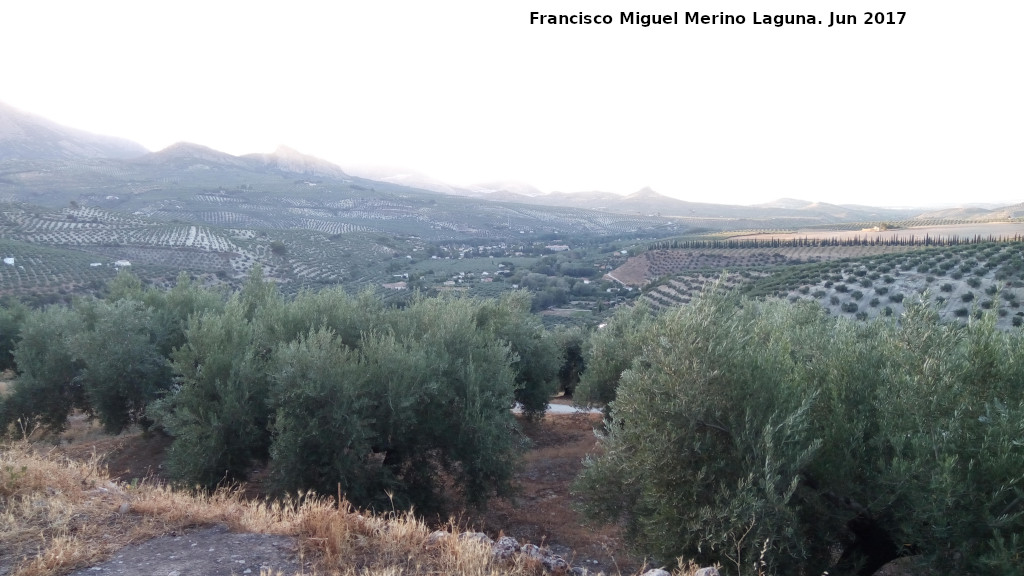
[1, 440, 694, 576]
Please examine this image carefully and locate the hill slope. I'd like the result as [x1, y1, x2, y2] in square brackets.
[0, 101, 148, 161]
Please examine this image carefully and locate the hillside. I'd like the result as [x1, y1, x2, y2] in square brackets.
[0, 101, 148, 161]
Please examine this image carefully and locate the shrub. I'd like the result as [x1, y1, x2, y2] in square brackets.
[967, 277, 982, 288]
[941, 283, 954, 293]
[575, 292, 1024, 575]
[159, 298, 276, 487]
[269, 310, 518, 512]
[870, 298, 880, 307]
[835, 283, 849, 293]
[962, 292, 975, 303]
[72, 299, 171, 433]
[1, 306, 84, 434]
[575, 302, 653, 407]
[889, 292, 905, 303]
[851, 290, 864, 301]
[0, 300, 28, 372]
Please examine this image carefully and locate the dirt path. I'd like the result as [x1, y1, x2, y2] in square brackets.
[65, 524, 304, 576]
[471, 411, 642, 576]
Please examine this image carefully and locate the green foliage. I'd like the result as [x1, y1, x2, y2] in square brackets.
[2, 306, 84, 434]
[158, 287, 278, 487]
[268, 328, 389, 505]
[0, 299, 29, 372]
[574, 288, 1024, 575]
[574, 301, 653, 407]
[145, 272, 225, 356]
[72, 299, 171, 433]
[554, 326, 587, 398]
[472, 291, 559, 418]
[152, 278, 527, 510]
[269, 240, 287, 256]
[575, 291, 826, 572]
[106, 270, 144, 301]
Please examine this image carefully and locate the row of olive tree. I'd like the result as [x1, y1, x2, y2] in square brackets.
[0, 270, 565, 513]
[573, 287, 1024, 576]
[0, 273, 221, 435]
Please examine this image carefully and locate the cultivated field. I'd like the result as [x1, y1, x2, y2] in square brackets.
[730, 221, 1024, 242]
[633, 240, 1024, 329]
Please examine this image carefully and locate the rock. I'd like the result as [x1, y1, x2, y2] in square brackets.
[458, 531, 493, 545]
[518, 543, 568, 574]
[641, 570, 672, 576]
[521, 544, 543, 559]
[492, 536, 521, 560]
[542, 553, 568, 574]
[695, 568, 721, 576]
[569, 567, 590, 576]
[423, 530, 450, 549]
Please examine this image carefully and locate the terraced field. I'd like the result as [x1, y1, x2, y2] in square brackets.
[607, 245, 924, 286]
[635, 241, 1024, 330]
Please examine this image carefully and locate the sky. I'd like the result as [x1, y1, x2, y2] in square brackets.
[1, 1, 1021, 207]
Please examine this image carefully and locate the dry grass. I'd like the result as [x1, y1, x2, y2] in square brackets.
[0, 440, 701, 576]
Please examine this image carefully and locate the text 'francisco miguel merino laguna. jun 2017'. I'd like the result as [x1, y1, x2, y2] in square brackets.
[528, 11, 908, 28]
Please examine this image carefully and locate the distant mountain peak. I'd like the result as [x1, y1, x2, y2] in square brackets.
[0, 100, 149, 161]
[467, 180, 545, 197]
[249, 145, 348, 179]
[142, 142, 246, 167]
[756, 198, 815, 209]
[626, 187, 664, 199]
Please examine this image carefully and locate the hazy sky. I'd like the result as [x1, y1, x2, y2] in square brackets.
[2, 1, 1021, 207]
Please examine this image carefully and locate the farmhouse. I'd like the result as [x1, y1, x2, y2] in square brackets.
[382, 281, 407, 290]
[3, 257, 13, 266]
[114, 260, 131, 267]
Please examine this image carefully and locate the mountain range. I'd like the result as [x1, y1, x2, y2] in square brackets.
[1, 100, 1020, 224]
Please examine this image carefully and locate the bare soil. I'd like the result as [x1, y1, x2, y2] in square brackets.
[64, 524, 305, 576]
[469, 409, 643, 575]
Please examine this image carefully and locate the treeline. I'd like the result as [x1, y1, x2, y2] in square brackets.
[650, 233, 1024, 250]
[572, 289, 1024, 575]
[0, 269, 575, 513]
